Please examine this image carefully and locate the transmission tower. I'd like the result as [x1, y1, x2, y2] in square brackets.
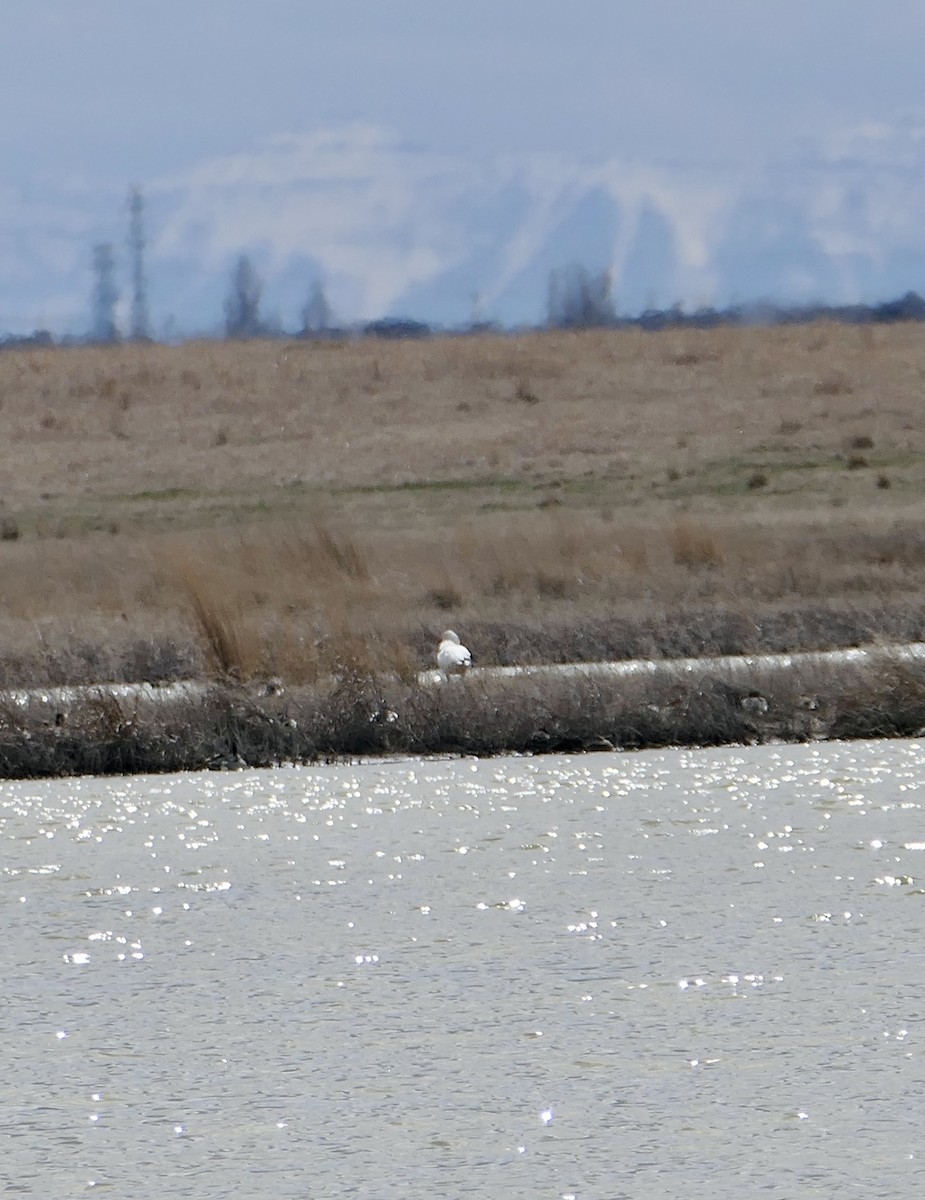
[91, 243, 119, 343]
[128, 187, 150, 340]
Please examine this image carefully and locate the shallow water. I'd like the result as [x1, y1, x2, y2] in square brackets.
[4, 739, 925, 1198]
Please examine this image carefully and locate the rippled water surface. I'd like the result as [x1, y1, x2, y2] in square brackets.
[5, 740, 925, 1197]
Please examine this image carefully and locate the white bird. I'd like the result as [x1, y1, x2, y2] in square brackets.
[436, 629, 472, 677]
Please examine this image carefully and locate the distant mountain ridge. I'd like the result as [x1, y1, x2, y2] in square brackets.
[3, 118, 925, 337]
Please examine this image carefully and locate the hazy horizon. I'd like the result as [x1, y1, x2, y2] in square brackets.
[3, 3, 925, 334]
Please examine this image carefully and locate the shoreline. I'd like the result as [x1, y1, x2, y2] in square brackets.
[3, 639, 925, 780]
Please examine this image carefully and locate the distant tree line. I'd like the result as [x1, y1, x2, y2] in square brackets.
[5, 278, 925, 351]
[89, 235, 925, 343]
[4, 184, 925, 349]
[207, 253, 925, 342]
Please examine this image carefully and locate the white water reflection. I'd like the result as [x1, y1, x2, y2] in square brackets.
[3, 739, 925, 1197]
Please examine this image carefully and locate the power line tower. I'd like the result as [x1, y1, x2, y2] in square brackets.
[91, 242, 119, 343]
[128, 186, 150, 341]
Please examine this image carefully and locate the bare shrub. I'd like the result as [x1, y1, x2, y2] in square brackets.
[827, 661, 925, 740]
[427, 583, 463, 611]
[514, 380, 540, 404]
[747, 471, 768, 490]
[668, 520, 724, 569]
[814, 373, 853, 396]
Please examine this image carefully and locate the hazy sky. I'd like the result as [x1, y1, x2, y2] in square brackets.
[3, 0, 925, 183]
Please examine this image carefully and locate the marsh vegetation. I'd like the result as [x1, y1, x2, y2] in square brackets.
[2, 322, 925, 772]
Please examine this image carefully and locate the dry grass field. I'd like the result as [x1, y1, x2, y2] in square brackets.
[2, 321, 925, 686]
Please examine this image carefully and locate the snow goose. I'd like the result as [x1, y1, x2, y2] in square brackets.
[436, 629, 472, 677]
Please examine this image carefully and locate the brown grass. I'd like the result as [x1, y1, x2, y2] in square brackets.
[0, 324, 924, 691]
[0, 322, 921, 525]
